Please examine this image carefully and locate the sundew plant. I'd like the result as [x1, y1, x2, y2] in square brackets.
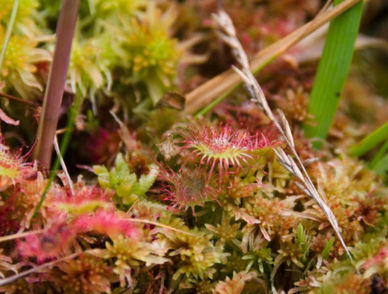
[0, 0, 387, 293]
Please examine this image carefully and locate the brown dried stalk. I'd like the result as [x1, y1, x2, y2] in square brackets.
[0, 92, 38, 107]
[213, 10, 352, 260]
[184, 0, 362, 114]
[33, 0, 80, 169]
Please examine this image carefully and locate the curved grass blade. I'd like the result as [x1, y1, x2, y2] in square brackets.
[372, 154, 388, 180]
[349, 122, 388, 157]
[370, 141, 388, 169]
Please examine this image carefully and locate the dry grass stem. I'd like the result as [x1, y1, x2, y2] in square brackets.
[127, 218, 197, 237]
[54, 135, 74, 195]
[213, 9, 352, 260]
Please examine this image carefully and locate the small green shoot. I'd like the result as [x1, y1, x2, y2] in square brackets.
[94, 154, 158, 205]
[297, 223, 309, 261]
[322, 237, 335, 260]
[297, 223, 306, 246]
[242, 247, 273, 273]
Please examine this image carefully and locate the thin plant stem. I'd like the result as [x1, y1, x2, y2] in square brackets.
[0, 92, 38, 107]
[54, 135, 74, 194]
[0, 0, 20, 71]
[127, 218, 196, 237]
[33, 0, 80, 169]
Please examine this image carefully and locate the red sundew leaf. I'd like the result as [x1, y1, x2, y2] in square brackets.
[158, 166, 216, 211]
[71, 210, 141, 240]
[16, 217, 73, 263]
[181, 123, 279, 189]
[49, 183, 114, 214]
[16, 211, 141, 262]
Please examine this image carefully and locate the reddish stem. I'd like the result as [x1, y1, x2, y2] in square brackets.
[33, 0, 80, 169]
[0, 92, 38, 107]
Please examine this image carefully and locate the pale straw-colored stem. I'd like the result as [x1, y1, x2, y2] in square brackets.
[213, 8, 353, 260]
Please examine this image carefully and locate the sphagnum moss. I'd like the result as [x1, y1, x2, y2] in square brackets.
[0, 1, 387, 293]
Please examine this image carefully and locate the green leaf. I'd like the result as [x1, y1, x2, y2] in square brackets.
[349, 122, 388, 157]
[297, 223, 307, 252]
[93, 165, 110, 187]
[372, 153, 388, 179]
[297, 223, 309, 261]
[147, 72, 166, 105]
[94, 153, 158, 205]
[322, 237, 335, 260]
[304, 0, 364, 148]
[297, 223, 306, 245]
[370, 141, 388, 169]
[133, 164, 159, 196]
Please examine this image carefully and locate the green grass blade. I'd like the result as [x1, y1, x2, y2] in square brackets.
[348, 122, 388, 157]
[0, 0, 20, 70]
[370, 141, 388, 169]
[372, 153, 388, 179]
[321, 237, 335, 260]
[304, 0, 364, 148]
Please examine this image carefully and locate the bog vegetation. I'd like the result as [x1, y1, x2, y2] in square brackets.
[0, 0, 387, 293]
